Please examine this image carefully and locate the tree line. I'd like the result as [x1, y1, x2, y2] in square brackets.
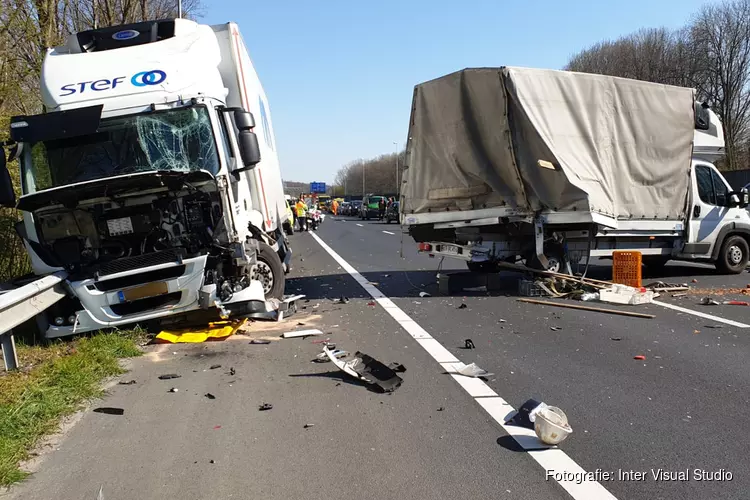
[565, 0, 750, 170]
[0, 0, 202, 282]
[331, 151, 406, 197]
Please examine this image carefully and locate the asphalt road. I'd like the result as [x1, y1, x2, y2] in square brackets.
[4, 215, 750, 500]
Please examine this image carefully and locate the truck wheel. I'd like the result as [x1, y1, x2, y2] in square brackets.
[253, 241, 285, 299]
[466, 261, 499, 273]
[716, 235, 749, 274]
[528, 245, 564, 273]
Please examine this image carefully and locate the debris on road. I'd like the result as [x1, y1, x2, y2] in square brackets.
[335, 296, 350, 304]
[314, 349, 349, 363]
[700, 297, 720, 305]
[249, 339, 272, 344]
[464, 339, 475, 349]
[118, 380, 137, 385]
[155, 319, 247, 343]
[229, 367, 236, 376]
[259, 403, 273, 411]
[388, 362, 407, 373]
[213, 425, 222, 430]
[304, 423, 315, 429]
[437, 407, 445, 412]
[704, 325, 723, 329]
[550, 326, 562, 331]
[324, 347, 404, 392]
[419, 291, 431, 297]
[311, 337, 332, 344]
[209, 460, 215, 464]
[282, 329, 324, 339]
[367, 301, 376, 306]
[517, 298, 655, 319]
[458, 303, 467, 309]
[93, 407, 124, 416]
[457, 362, 494, 378]
[633, 355, 646, 360]
[610, 337, 622, 341]
[700, 296, 749, 306]
[168, 387, 179, 393]
[534, 406, 573, 445]
[672, 292, 688, 297]
[205, 393, 216, 400]
[158, 374, 181, 380]
[210, 364, 221, 370]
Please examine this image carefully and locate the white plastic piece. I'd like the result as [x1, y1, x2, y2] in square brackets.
[282, 329, 324, 339]
[534, 406, 572, 445]
[419, 291, 431, 297]
[457, 362, 494, 378]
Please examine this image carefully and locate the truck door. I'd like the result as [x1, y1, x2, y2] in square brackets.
[687, 163, 734, 256]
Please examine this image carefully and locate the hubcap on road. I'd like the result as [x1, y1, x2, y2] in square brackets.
[253, 261, 274, 295]
[729, 245, 743, 265]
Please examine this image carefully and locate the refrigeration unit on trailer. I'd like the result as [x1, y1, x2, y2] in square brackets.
[401, 67, 750, 275]
[0, 18, 292, 337]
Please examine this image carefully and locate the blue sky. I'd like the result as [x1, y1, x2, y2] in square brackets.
[203, 0, 718, 184]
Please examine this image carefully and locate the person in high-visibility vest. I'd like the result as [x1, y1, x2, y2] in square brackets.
[331, 199, 339, 216]
[295, 199, 307, 231]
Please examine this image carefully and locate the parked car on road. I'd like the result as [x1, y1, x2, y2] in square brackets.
[351, 200, 362, 217]
[340, 202, 351, 215]
[361, 195, 386, 220]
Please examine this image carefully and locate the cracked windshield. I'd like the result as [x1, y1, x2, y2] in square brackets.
[26, 106, 218, 192]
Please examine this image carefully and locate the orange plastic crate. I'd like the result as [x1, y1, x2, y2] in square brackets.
[612, 251, 642, 288]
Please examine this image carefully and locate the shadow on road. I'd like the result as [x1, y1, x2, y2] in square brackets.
[288, 371, 381, 392]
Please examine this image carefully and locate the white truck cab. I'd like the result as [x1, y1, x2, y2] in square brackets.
[0, 19, 292, 337]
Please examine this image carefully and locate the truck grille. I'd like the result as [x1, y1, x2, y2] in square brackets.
[98, 249, 185, 277]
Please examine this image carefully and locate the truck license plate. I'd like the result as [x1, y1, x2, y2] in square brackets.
[117, 282, 168, 303]
[440, 244, 460, 255]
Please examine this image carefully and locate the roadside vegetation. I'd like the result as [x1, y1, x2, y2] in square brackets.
[0, 329, 143, 485]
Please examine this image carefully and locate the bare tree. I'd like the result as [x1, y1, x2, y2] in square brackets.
[689, 0, 750, 169]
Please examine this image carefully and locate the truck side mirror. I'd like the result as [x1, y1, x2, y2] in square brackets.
[0, 149, 16, 208]
[233, 110, 261, 170]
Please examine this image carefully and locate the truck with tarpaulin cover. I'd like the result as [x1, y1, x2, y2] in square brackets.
[401, 67, 750, 274]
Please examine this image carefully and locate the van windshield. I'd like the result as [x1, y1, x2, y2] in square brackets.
[22, 106, 220, 194]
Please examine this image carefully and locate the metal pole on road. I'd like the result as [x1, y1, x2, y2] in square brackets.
[393, 141, 399, 197]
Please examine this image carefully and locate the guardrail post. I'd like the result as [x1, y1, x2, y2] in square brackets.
[1, 330, 18, 371]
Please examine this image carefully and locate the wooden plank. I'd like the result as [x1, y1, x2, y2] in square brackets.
[517, 298, 655, 319]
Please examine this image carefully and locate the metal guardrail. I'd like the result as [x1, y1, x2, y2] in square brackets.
[0, 271, 68, 371]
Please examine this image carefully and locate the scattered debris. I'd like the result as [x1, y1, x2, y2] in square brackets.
[209, 460, 215, 464]
[419, 291, 431, 297]
[168, 387, 179, 393]
[457, 362, 494, 378]
[388, 362, 407, 373]
[312, 304, 320, 309]
[672, 292, 688, 298]
[336, 296, 350, 304]
[315, 349, 349, 363]
[258, 403, 273, 411]
[550, 326, 562, 331]
[610, 337, 622, 341]
[458, 303, 467, 309]
[304, 424, 315, 429]
[534, 406, 573, 445]
[93, 407, 124, 416]
[210, 364, 222, 370]
[158, 374, 181, 380]
[499, 319, 506, 323]
[437, 407, 445, 412]
[700, 297, 748, 306]
[229, 367, 236, 376]
[249, 339, 272, 345]
[205, 393, 216, 400]
[213, 425, 222, 430]
[156, 319, 247, 343]
[694, 330, 701, 334]
[311, 337, 332, 344]
[633, 355, 646, 360]
[692, 279, 698, 283]
[384, 274, 391, 278]
[324, 347, 404, 392]
[464, 339, 475, 349]
[282, 329, 324, 339]
[367, 301, 376, 306]
[517, 298, 655, 319]
[118, 380, 137, 385]
[704, 324, 723, 329]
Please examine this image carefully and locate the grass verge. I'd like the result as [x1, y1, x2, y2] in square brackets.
[0, 330, 143, 485]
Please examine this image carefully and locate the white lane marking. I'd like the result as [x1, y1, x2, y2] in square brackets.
[310, 232, 617, 500]
[356, 223, 363, 227]
[382, 230, 395, 235]
[652, 300, 750, 328]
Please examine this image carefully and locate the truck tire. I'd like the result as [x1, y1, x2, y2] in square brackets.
[254, 241, 285, 299]
[466, 261, 499, 273]
[716, 235, 749, 274]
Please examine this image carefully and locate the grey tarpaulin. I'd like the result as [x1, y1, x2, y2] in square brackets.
[402, 67, 696, 222]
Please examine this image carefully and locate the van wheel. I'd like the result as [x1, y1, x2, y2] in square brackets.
[527, 244, 564, 274]
[253, 241, 285, 299]
[716, 235, 749, 274]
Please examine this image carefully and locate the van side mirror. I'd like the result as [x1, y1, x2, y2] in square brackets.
[0, 149, 16, 208]
[233, 110, 261, 171]
[729, 190, 750, 209]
